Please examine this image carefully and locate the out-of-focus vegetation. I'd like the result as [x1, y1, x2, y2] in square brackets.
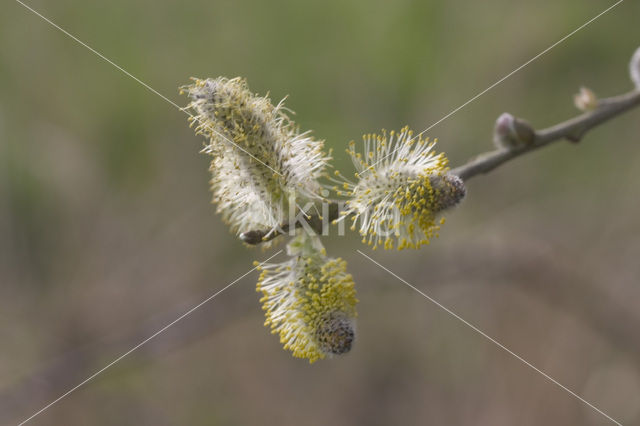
[1, 1, 639, 425]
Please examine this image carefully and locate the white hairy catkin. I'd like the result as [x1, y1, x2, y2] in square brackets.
[182, 77, 330, 239]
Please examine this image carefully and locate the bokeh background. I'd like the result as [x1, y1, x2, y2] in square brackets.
[1, 0, 639, 425]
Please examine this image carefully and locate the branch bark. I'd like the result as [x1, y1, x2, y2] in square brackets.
[451, 89, 640, 181]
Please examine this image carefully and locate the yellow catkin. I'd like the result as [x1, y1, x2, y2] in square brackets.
[338, 127, 465, 250]
[255, 234, 357, 363]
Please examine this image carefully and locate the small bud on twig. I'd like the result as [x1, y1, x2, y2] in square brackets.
[239, 230, 266, 245]
[574, 86, 599, 112]
[493, 113, 535, 149]
[630, 47, 640, 90]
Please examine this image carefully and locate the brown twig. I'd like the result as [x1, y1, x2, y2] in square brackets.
[451, 89, 640, 181]
[240, 202, 340, 245]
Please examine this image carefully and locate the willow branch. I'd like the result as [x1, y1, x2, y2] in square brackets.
[240, 203, 340, 245]
[451, 88, 640, 181]
[242, 87, 640, 245]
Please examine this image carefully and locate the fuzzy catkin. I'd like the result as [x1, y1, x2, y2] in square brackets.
[255, 233, 357, 363]
[335, 127, 465, 250]
[181, 77, 330, 238]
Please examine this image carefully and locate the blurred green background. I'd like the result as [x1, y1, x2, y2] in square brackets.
[2, 0, 639, 425]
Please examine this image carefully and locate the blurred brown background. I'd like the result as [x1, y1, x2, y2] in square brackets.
[1, 0, 639, 425]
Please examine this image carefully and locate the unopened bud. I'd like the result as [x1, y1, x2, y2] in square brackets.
[630, 47, 640, 90]
[428, 173, 466, 212]
[239, 230, 265, 245]
[493, 113, 535, 149]
[573, 87, 598, 112]
[316, 312, 355, 355]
